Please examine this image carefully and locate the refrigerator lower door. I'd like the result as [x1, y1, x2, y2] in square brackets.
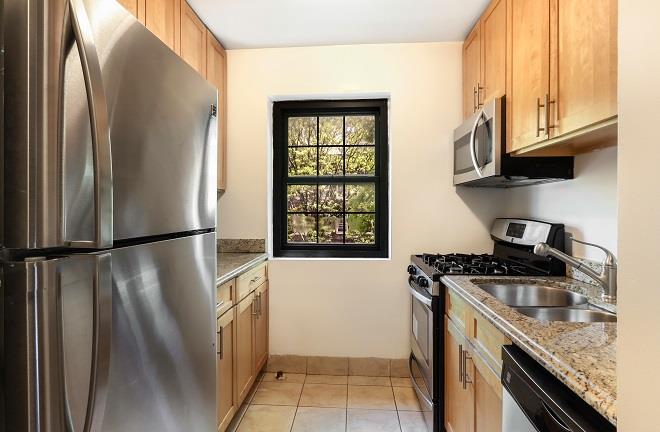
[3, 0, 217, 249]
[3, 232, 216, 432]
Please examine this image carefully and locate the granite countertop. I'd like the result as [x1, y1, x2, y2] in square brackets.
[442, 275, 617, 425]
[217, 252, 268, 285]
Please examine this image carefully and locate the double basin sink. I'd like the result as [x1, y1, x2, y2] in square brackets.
[475, 282, 616, 323]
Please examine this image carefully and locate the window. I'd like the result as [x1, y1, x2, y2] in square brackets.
[272, 99, 389, 258]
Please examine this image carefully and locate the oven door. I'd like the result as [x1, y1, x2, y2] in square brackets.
[409, 277, 434, 398]
[453, 97, 502, 185]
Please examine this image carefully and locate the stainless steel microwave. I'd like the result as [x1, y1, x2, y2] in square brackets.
[453, 96, 574, 187]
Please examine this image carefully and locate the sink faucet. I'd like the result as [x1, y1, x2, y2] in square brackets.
[534, 238, 617, 303]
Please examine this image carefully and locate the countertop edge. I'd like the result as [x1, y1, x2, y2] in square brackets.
[441, 276, 617, 426]
[216, 253, 269, 286]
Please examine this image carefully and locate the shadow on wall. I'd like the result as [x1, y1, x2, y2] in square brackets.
[454, 186, 509, 231]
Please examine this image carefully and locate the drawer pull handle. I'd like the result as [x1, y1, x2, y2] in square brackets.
[217, 327, 224, 359]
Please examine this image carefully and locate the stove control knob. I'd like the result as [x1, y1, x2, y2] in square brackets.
[416, 276, 429, 288]
[407, 265, 417, 275]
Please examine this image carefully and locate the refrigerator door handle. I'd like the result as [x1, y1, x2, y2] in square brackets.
[68, 0, 114, 249]
[84, 253, 113, 431]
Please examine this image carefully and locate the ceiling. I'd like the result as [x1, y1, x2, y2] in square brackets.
[188, 0, 490, 49]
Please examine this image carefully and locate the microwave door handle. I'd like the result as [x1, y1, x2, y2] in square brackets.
[68, 0, 114, 249]
[469, 109, 485, 178]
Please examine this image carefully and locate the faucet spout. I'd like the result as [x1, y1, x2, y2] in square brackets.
[534, 240, 617, 304]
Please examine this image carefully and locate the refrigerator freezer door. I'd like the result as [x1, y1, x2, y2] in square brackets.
[3, 232, 216, 431]
[3, 0, 217, 249]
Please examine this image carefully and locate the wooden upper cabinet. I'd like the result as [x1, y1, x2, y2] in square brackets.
[462, 24, 482, 119]
[508, 0, 551, 152]
[143, 0, 181, 53]
[206, 30, 228, 191]
[116, 0, 142, 18]
[550, 0, 618, 138]
[481, 0, 507, 103]
[180, 2, 207, 76]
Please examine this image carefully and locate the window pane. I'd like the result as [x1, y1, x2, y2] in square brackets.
[318, 184, 343, 212]
[319, 214, 344, 244]
[345, 214, 376, 244]
[346, 116, 375, 145]
[319, 116, 343, 145]
[346, 183, 375, 212]
[288, 117, 317, 146]
[287, 185, 317, 212]
[287, 213, 317, 243]
[345, 147, 375, 175]
[288, 147, 317, 176]
[319, 147, 343, 175]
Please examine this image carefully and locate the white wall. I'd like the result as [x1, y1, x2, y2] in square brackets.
[617, 0, 660, 430]
[219, 43, 506, 358]
[501, 147, 618, 260]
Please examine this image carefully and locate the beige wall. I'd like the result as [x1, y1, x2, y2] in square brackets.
[219, 43, 506, 357]
[617, 0, 660, 430]
[501, 147, 618, 261]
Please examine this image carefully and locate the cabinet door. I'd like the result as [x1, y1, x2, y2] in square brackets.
[180, 1, 207, 76]
[217, 309, 237, 432]
[481, 0, 506, 103]
[509, 0, 551, 152]
[473, 356, 502, 432]
[550, 0, 617, 137]
[116, 0, 142, 19]
[445, 317, 474, 432]
[236, 293, 256, 405]
[143, 0, 181, 53]
[463, 24, 481, 119]
[254, 282, 269, 373]
[206, 31, 228, 191]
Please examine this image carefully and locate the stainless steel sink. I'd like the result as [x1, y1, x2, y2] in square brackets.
[514, 307, 617, 323]
[477, 283, 589, 307]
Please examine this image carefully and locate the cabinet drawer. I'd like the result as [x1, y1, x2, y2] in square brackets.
[236, 262, 268, 301]
[216, 278, 235, 316]
[471, 312, 510, 373]
[446, 288, 472, 335]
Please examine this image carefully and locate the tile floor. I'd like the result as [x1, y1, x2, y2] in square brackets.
[228, 372, 429, 432]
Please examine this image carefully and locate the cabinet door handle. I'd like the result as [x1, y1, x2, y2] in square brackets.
[252, 298, 258, 316]
[476, 83, 484, 108]
[544, 93, 556, 136]
[473, 87, 478, 112]
[217, 326, 224, 359]
[536, 97, 545, 137]
[462, 350, 472, 389]
[458, 344, 464, 383]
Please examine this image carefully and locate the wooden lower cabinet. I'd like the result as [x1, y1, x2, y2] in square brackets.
[445, 317, 474, 432]
[217, 308, 237, 432]
[236, 292, 256, 405]
[474, 364, 502, 432]
[254, 282, 269, 372]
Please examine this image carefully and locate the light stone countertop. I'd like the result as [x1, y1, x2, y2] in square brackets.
[216, 252, 268, 286]
[442, 275, 617, 425]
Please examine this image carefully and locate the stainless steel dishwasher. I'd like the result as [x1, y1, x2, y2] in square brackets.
[501, 345, 616, 432]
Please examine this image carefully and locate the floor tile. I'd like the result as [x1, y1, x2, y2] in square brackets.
[391, 377, 413, 388]
[346, 409, 400, 432]
[261, 372, 307, 383]
[299, 383, 348, 408]
[390, 359, 409, 378]
[349, 358, 391, 377]
[307, 356, 349, 375]
[251, 381, 303, 406]
[267, 355, 307, 374]
[236, 405, 297, 432]
[398, 411, 429, 432]
[393, 387, 422, 411]
[291, 407, 347, 432]
[348, 376, 392, 386]
[347, 385, 396, 410]
[306, 374, 348, 385]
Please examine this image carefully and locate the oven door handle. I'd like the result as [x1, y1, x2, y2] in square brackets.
[408, 279, 432, 307]
[469, 108, 486, 178]
[409, 354, 434, 407]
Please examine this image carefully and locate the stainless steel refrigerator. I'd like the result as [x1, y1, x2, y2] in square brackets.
[2, 0, 218, 430]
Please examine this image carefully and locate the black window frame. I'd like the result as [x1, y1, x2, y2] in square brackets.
[272, 99, 389, 258]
